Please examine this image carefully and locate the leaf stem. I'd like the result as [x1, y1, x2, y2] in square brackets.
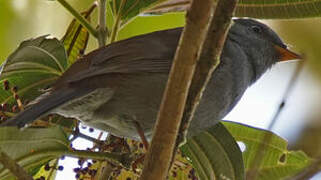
[27, 149, 132, 169]
[47, 159, 59, 180]
[97, 0, 108, 47]
[97, 161, 113, 180]
[63, 150, 131, 168]
[72, 126, 103, 145]
[57, 0, 98, 38]
[0, 148, 33, 180]
[108, 0, 126, 43]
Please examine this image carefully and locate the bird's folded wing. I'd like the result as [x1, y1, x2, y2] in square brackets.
[67, 27, 183, 83]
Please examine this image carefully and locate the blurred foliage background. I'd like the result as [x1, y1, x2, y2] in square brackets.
[1, 0, 321, 179]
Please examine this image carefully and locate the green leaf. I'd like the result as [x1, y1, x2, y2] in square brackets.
[108, 0, 170, 43]
[0, 36, 68, 105]
[117, 12, 185, 41]
[181, 122, 245, 180]
[223, 121, 312, 180]
[0, 126, 69, 179]
[61, 4, 96, 65]
[148, 0, 321, 19]
[110, 0, 164, 24]
[33, 159, 58, 180]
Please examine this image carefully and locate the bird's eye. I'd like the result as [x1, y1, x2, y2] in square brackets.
[251, 25, 262, 33]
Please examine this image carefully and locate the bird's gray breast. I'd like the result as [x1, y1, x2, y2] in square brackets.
[187, 39, 255, 137]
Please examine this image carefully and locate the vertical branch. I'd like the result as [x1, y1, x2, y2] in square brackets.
[140, 0, 237, 179]
[140, 0, 213, 179]
[0, 148, 33, 180]
[177, 0, 238, 147]
[97, 0, 108, 47]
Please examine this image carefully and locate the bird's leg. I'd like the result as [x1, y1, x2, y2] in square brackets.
[133, 121, 149, 150]
[131, 121, 149, 173]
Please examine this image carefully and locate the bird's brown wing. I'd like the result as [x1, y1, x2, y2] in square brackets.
[2, 28, 183, 127]
[64, 27, 182, 83]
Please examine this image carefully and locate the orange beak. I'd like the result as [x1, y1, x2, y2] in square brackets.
[274, 45, 302, 61]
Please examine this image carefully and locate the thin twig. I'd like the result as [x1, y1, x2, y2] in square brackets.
[97, 161, 113, 180]
[76, 132, 103, 145]
[268, 60, 305, 130]
[47, 159, 59, 180]
[247, 60, 305, 179]
[71, 125, 103, 145]
[31, 149, 132, 168]
[97, 0, 108, 47]
[57, 0, 98, 38]
[108, 0, 125, 43]
[96, 132, 113, 180]
[0, 148, 33, 180]
[146, 0, 189, 14]
[140, 0, 238, 179]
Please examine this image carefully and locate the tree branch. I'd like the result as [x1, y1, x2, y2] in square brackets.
[177, 0, 238, 147]
[140, 0, 237, 179]
[61, 150, 132, 168]
[0, 148, 33, 180]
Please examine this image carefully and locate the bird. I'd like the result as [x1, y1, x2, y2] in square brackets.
[1, 18, 301, 141]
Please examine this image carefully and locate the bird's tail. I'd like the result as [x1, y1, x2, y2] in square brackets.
[0, 87, 92, 127]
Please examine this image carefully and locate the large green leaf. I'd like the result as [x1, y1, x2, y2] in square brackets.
[117, 12, 185, 41]
[147, 0, 321, 19]
[181, 122, 245, 180]
[0, 36, 68, 105]
[110, 0, 166, 24]
[223, 121, 312, 180]
[0, 126, 69, 179]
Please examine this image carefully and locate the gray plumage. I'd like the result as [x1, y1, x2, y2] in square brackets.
[2, 19, 291, 140]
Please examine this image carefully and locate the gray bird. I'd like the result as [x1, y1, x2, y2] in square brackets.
[1, 19, 300, 140]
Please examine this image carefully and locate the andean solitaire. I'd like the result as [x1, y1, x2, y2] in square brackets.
[2, 19, 301, 141]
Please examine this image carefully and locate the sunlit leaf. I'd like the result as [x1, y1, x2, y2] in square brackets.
[147, 0, 321, 19]
[117, 12, 185, 41]
[61, 4, 96, 65]
[181, 122, 245, 180]
[223, 121, 312, 179]
[0, 126, 69, 179]
[110, 0, 163, 24]
[33, 159, 58, 180]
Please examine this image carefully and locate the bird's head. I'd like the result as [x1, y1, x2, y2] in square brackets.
[228, 18, 301, 80]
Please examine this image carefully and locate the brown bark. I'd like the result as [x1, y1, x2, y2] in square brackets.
[140, 0, 238, 179]
[178, 0, 238, 146]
